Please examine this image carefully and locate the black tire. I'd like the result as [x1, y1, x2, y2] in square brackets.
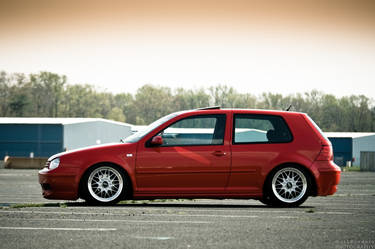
[259, 195, 276, 206]
[264, 166, 311, 207]
[80, 164, 129, 205]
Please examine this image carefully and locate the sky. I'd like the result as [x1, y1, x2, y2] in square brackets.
[0, 0, 375, 98]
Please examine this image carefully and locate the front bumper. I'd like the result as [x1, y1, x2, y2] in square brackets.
[313, 160, 341, 196]
[38, 167, 80, 200]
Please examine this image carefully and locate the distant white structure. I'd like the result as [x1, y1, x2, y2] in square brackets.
[325, 132, 375, 166]
[0, 118, 132, 158]
[131, 125, 148, 134]
[234, 129, 268, 143]
[60, 118, 132, 150]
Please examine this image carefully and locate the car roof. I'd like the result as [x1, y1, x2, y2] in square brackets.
[178, 108, 303, 116]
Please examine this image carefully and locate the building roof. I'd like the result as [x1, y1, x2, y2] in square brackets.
[324, 132, 375, 138]
[131, 125, 148, 132]
[0, 117, 132, 127]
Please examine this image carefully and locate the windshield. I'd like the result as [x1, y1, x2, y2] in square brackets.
[123, 112, 182, 143]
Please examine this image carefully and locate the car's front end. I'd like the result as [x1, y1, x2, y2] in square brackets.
[39, 155, 82, 200]
[38, 143, 137, 201]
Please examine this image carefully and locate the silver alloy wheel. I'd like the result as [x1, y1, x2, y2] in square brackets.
[271, 167, 307, 203]
[87, 166, 124, 203]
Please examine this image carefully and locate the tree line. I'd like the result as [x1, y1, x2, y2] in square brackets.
[1, 71, 374, 132]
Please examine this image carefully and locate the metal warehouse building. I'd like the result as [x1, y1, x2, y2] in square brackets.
[0, 118, 132, 159]
[325, 132, 375, 167]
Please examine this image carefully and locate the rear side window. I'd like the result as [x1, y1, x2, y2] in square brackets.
[233, 114, 292, 144]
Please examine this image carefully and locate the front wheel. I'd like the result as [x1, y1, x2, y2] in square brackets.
[263, 166, 311, 207]
[82, 165, 128, 205]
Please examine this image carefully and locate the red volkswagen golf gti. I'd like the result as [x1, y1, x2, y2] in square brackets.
[39, 107, 340, 207]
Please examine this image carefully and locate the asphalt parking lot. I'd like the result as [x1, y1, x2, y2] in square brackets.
[0, 169, 374, 249]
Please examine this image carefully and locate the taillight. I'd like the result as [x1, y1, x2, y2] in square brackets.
[316, 145, 333, 161]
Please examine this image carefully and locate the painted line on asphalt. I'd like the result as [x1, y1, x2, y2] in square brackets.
[144, 213, 266, 218]
[4, 217, 212, 224]
[0, 226, 116, 231]
[0, 174, 36, 177]
[142, 211, 351, 217]
[0, 210, 135, 216]
[131, 236, 173, 240]
[0, 210, 259, 219]
[0, 209, 352, 217]
[86, 206, 354, 214]
[142, 212, 349, 217]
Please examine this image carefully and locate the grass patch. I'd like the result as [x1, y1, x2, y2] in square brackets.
[10, 203, 48, 209]
[118, 199, 167, 205]
[342, 166, 361, 172]
[119, 200, 148, 205]
[9, 202, 72, 209]
[59, 203, 68, 208]
[118, 199, 193, 205]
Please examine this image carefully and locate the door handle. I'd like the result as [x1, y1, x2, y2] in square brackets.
[212, 151, 226, 157]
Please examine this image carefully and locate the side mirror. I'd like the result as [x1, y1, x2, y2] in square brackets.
[150, 136, 163, 146]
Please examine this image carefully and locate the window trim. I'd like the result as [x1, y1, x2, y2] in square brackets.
[146, 114, 227, 147]
[232, 114, 293, 145]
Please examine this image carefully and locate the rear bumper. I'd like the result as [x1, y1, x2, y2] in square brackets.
[312, 161, 341, 196]
[38, 167, 80, 200]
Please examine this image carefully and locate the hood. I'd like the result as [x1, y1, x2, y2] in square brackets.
[48, 142, 131, 161]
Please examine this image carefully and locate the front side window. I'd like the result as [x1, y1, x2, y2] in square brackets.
[158, 114, 226, 146]
[233, 114, 292, 144]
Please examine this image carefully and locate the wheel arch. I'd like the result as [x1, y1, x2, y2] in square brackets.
[262, 162, 318, 197]
[78, 161, 133, 200]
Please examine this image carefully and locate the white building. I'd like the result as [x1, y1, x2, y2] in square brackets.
[0, 118, 132, 158]
[325, 132, 375, 166]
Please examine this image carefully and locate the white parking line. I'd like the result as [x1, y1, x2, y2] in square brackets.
[131, 236, 173, 240]
[0, 209, 351, 217]
[5, 218, 212, 224]
[0, 174, 35, 177]
[315, 211, 352, 215]
[0, 210, 260, 218]
[0, 227, 116, 231]
[91, 206, 357, 214]
[144, 213, 260, 218]
[0, 210, 132, 216]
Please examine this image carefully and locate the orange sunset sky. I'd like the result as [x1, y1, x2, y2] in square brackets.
[1, 0, 375, 97]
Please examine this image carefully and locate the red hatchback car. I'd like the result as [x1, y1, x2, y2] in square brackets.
[39, 107, 340, 207]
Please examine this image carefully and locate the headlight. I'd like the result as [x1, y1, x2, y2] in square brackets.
[49, 158, 60, 170]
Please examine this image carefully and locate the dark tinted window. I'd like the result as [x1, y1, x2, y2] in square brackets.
[233, 114, 292, 144]
[159, 115, 226, 146]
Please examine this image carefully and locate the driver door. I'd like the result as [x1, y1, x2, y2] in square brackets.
[135, 114, 230, 194]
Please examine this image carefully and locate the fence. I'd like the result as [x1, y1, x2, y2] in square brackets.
[360, 151, 375, 172]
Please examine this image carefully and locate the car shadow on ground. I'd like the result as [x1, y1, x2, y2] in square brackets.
[27, 201, 314, 209]
[114, 203, 315, 209]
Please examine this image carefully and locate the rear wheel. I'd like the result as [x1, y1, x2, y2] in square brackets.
[263, 166, 311, 207]
[81, 165, 128, 205]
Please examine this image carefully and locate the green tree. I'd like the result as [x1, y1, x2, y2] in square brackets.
[113, 93, 136, 124]
[0, 71, 10, 116]
[108, 107, 126, 122]
[29, 72, 66, 117]
[173, 88, 210, 111]
[1, 70, 374, 132]
[134, 85, 173, 124]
